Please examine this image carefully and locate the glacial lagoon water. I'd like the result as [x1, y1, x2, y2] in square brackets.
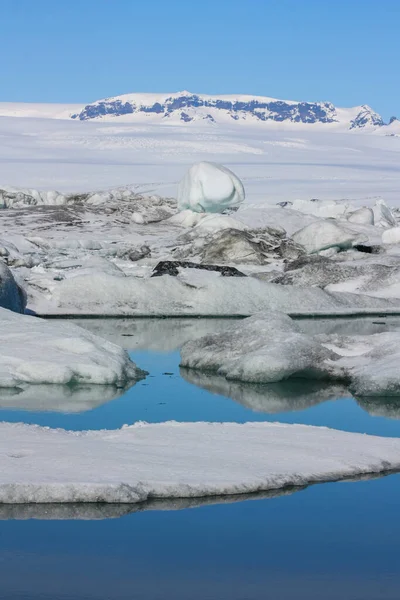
[1, 317, 400, 599]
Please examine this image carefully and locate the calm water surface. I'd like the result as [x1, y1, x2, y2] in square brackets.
[1, 317, 400, 599]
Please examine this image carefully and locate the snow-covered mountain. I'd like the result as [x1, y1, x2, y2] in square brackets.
[70, 91, 390, 130]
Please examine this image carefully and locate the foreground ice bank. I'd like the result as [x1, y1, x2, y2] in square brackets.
[1, 420, 400, 504]
[0, 308, 145, 387]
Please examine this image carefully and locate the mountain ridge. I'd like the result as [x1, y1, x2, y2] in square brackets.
[70, 91, 391, 130]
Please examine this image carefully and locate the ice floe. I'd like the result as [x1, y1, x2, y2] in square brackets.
[0, 308, 145, 387]
[1, 420, 400, 504]
[26, 270, 400, 316]
[180, 311, 400, 395]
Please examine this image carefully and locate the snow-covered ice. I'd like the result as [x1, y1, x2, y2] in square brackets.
[180, 311, 400, 396]
[292, 220, 363, 254]
[177, 162, 245, 213]
[1, 420, 400, 504]
[0, 308, 145, 387]
[26, 270, 400, 317]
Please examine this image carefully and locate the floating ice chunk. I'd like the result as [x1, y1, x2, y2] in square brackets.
[181, 312, 330, 383]
[2, 420, 400, 504]
[0, 262, 26, 313]
[0, 308, 145, 387]
[292, 220, 362, 254]
[177, 162, 245, 213]
[181, 311, 400, 396]
[347, 207, 375, 225]
[382, 227, 400, 245]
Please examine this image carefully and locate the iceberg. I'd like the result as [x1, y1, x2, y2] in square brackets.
[1, 420, 400, 504]
[180, 311, 400, 396]
[0, 308, 145, 387]
[177, 162, 245, 213]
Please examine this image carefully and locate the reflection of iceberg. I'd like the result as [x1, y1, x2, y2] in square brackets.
[180, 368, 349, 413]
[0, 488, 301, 520]
[69, 318, 238, 351]
[357, 396, 400, 420]
[0, 383, 135, 413]
[0, 472, 391, 521]
[297, 317, 400, 337]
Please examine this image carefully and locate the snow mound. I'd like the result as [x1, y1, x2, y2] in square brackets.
[292, 220, 363, 254]
[1, 420, 400, 504]
[177, 162, 245, 213]
[0, 262, 26, 313]
[0, 308, 145, 387]
[180, 311, 400, 396]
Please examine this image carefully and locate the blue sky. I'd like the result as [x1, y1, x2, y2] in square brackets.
[1, 0, 399, 118]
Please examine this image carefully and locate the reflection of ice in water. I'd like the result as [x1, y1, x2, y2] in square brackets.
[0, 384, 133, 413]
[296, 316, 400, 336]
[0, 488, 299, 521]
[180, 369, 349, 413]
[357, 397, 400, 420]
[71, 316, 400, 351]
[67, 317, 239, 351]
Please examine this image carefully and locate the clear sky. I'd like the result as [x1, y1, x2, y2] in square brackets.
[1, 0, 399, 119]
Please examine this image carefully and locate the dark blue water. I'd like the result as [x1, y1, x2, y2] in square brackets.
[1, 318, 400, 599]
[0, 474, 399, 600]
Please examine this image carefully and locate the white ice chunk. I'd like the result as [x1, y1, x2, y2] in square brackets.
[382, 227, 400, 245]
[177, 162, 245, 213]
[2, 420, 400, 504]
[181, 312, 328, 383]
[0, 308, 144, 387]
[292, 220, 363, 254]
[290, 198, 350, 219]
[347, 207, 375, 225]
[181, 311, 400, 396]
